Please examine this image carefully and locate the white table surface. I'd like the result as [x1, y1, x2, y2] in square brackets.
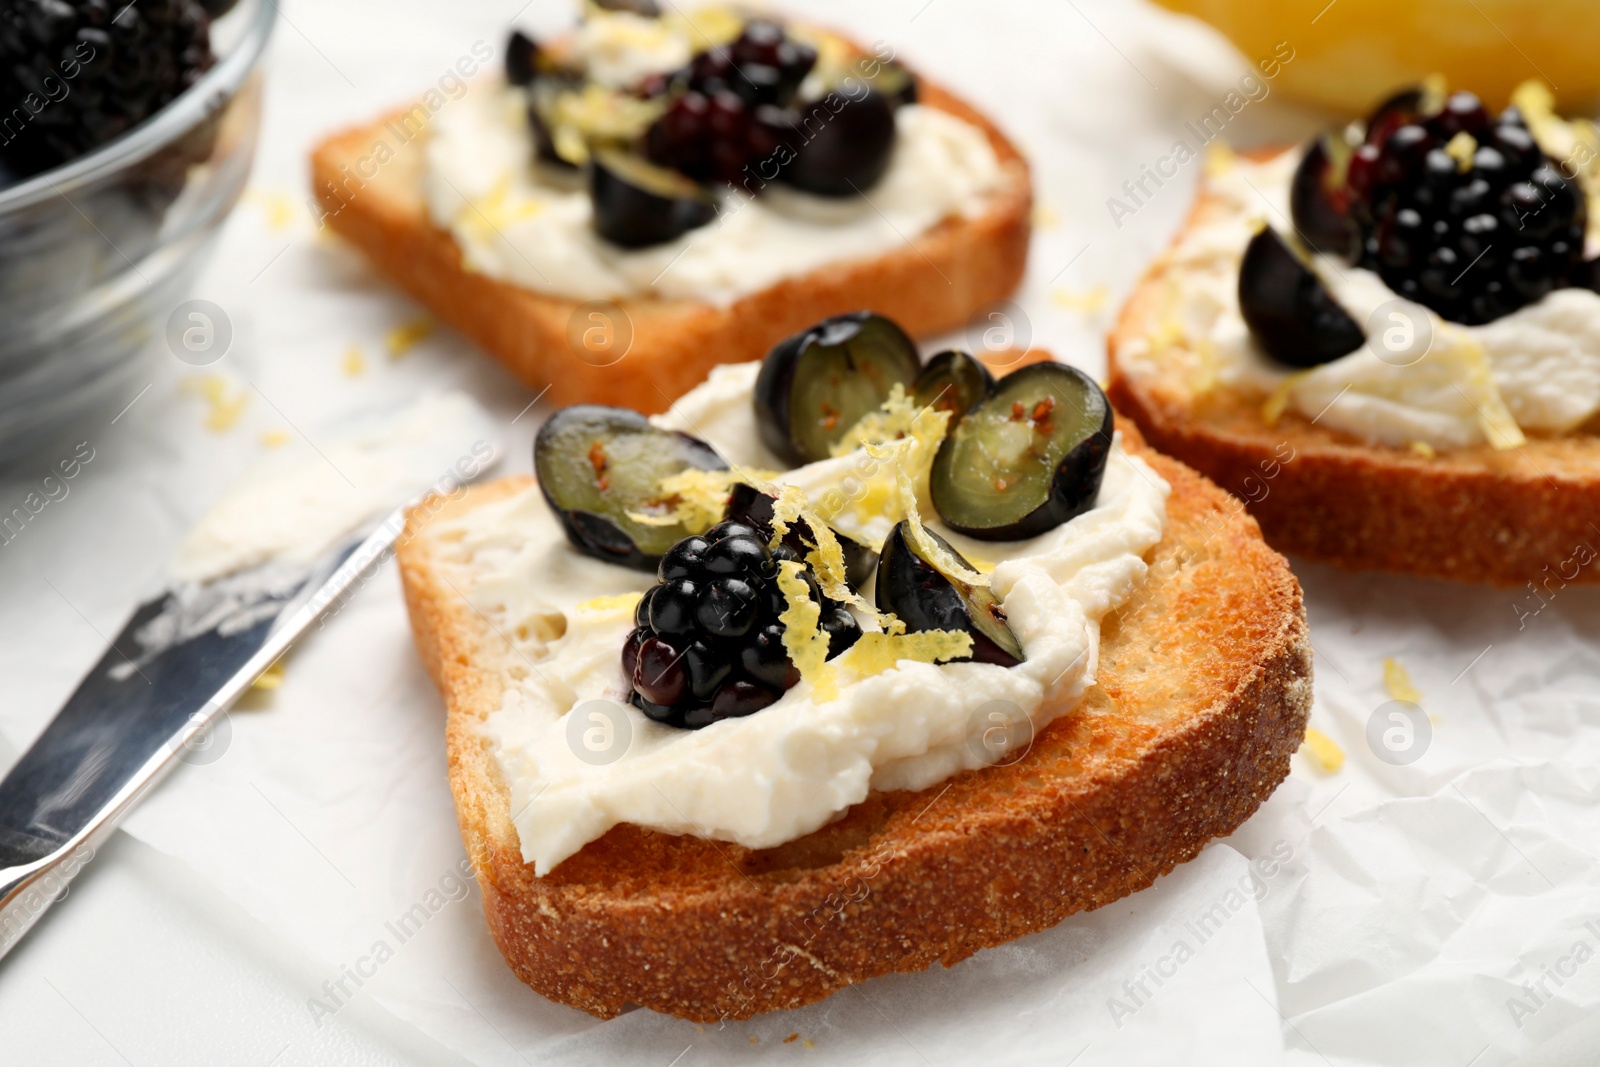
[4, 1, 1600, 1064]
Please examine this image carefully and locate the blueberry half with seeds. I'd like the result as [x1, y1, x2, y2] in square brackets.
[535, 405, 727, 571]
[1238, 227, 1365, 368]
[754, 311, 921, 465]
[929, 362, 1114, 541]
[875, 521, 1022, 667]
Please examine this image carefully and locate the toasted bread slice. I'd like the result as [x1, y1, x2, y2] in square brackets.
[1108, 173, 1600, 587]
[310, 75, 1031, 415]
[395, 421, 1312, 1021]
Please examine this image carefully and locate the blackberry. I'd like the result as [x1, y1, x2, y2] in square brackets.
[0, 0, 216, 177]
[624, 520, 860, 729]
[684, 19, 816, 109]
[642, 19, 814, 185]
[1345, 91, 1587, 325]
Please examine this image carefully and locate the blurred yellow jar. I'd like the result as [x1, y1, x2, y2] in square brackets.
[1153, 0, 1600, 113]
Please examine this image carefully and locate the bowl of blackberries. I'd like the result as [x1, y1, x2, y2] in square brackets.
[0, 0, 274, 460]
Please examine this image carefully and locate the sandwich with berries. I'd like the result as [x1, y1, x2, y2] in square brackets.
[1109, 80, 1600, 585]
[396, 309, 1311, 1020]
[310, 3, 1030, 412]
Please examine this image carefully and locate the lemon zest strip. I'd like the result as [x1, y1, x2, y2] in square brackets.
[776, 561, 836, 701]
[576, 592, 642, 614]
[1383, 657, 1423, 704]
[1261, 371, 1311, 426]
[1444, 328, 1524, 450]
[1301, 727, 1344, 774]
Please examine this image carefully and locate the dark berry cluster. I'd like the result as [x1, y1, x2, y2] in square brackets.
[643, 19, 815, 184]
[685, 19, 816, 107]
[0, 0, 216, 176]
[624, 520, 860, 729]
[1346, 90, 1587, 325]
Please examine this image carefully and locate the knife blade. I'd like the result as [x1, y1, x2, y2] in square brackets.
[0, 503, 412, 959]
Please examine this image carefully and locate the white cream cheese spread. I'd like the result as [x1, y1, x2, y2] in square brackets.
[439, 362, 1170, 874]
[1117, 150, 1600, 450]
[422, 87, 1005, 305]
[173, 392, 496, 583]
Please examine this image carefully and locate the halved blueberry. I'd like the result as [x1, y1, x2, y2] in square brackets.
[1238, 227, 1365, 368]
[780, 90, 897, 197]
[929, 362, 1113, 541]
[1290, 134, 1356, 258]
[874, 62, 918, 108]
[534, 405, 727, 570]
[875, 521, 1022, 667]
[506, 31, 540, 87]
[912, 349, 993, 421]
[754, 311, 921, 465]
[591, 150, 717, 248]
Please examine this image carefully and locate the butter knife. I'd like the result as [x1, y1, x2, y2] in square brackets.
[0, 504, 412, 959]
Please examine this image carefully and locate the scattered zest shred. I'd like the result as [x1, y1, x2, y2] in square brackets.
[252, 659, 285, 691]
[385, 317, 433, 358]
[1204, 141, 1236, 177]
[1445, 328, 1524, 450]
[1190, 336, 1219, 396]
[342, 343, 366, 377]
[184, 374, 248, 432]
[1443, 132, 1478, 172]
[1050, 284, 1110, 313]
[1301, 727, 1344, 774]
[1383, 657, 1423, 703]
[1261, 371, 1311, 426]
[245, 187, 300, 231]
[576, 593, 641, 614]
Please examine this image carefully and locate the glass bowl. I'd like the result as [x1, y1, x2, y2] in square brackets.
[0, 0, 276, 463]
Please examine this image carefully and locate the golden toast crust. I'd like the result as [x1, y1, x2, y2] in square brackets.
[396, 423, 1312, 1021]
[1107, 170, 1600, 587]
[310, 76, 1032, 415]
